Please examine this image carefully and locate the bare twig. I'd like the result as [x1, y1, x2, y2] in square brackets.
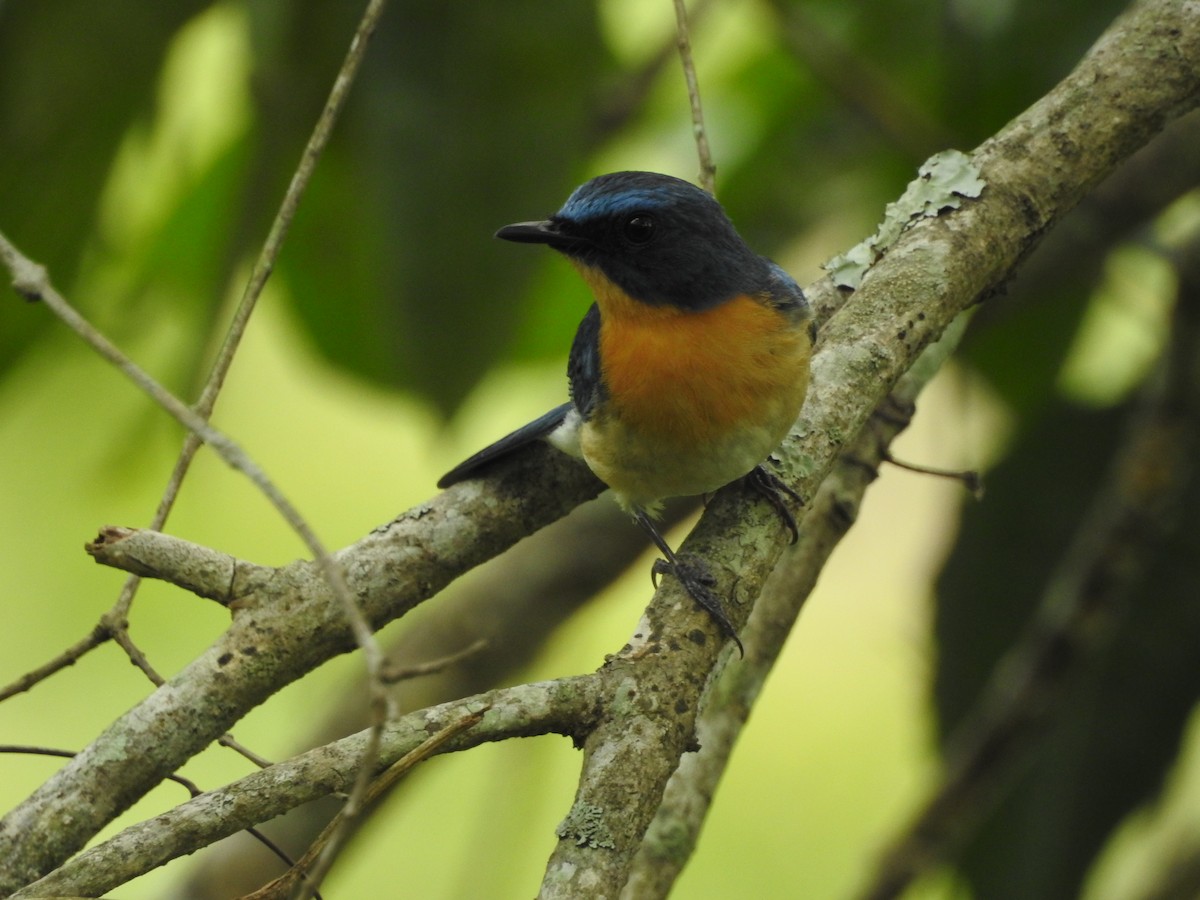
[882, 451, 984, 498]
[110, 628, 167, 686]
[0, 0, 389, 761]
[381, 638, 489, 683]
[0, 0, 394, 877]
[0, 231, 375, 695]
[672, 0, 716, 193]
[114, 0, 393, 717]
[591, 0, 716, 139]
[216, 735, 275, 770]
[246, 707, 488, 900]
[0, 624, 108, 702]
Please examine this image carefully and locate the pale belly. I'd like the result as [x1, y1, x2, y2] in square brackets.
[578, 369, 809, 512]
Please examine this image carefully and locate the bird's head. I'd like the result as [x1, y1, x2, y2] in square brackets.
[496, 171, 768, 311]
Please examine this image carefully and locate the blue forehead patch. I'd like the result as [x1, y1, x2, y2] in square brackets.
[558, 185, 672, 222]
[555, 172, 714, 223]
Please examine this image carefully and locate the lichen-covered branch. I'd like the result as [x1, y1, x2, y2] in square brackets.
[0, 443, 603, 893]
[0, 0, 1195, 895]
[622, 314, 971, 899]
[10, 679, 595, 899]
[536, 1, 1200, 893]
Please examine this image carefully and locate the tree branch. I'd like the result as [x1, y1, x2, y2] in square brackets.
[181, 496, 699, 898]
[10, 680, 595, 899]
[85, 527, 261, 605]
[622, 314, 971, 899]
[538, 1, 1199, 893]
[0, 443, 603, 893]
[0, 0, 1195, 894]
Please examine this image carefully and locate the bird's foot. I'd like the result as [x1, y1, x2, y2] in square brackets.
[746, 464, 804, 544]
[651, 555, 744, 657]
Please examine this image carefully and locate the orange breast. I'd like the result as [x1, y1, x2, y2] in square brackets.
[575, 263, 809, 447]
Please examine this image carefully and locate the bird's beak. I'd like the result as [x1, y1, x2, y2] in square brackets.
[495, 219, 585, 251]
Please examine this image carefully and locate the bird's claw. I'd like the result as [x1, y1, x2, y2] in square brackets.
[655, 554, 743, 657]
[747, 464, 804, 544]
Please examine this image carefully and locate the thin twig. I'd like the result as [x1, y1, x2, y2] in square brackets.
[0, 229, 359, 651]
[115, 0, 391, 650]
[264, 5, 398, 885]
[0, 624, 108, 702]
[249, 707, 489, 900]
[291, 725, 383, 900]
[883, 451, 985, 498]
[118, 0, 393, 772]
[0, 0, 393, 873]
[217, 734, 275, 770]
[0, 222, 389, 717]
[110, 625, 167, 686]
[0, 0, 389, 757]
[591, 0, 716, 139]
[0, 0, 394, 847]
[380, 638, 488, 683]
[672, 0, 716, 193]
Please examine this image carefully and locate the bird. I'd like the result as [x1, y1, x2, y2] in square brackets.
[438, 171, 815, 654]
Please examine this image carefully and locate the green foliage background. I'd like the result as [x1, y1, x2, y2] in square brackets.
[1, 1, 1197, 897]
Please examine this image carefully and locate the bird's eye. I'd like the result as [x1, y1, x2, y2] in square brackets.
[622, 214, 656, 244]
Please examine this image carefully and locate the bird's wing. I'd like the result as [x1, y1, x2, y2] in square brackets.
[437, 401, 574, 488]
[437, 304, 603, 490]
[567, 302, 603, 420]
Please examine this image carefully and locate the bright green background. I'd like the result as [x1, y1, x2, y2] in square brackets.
[2, 2, 1198, 898]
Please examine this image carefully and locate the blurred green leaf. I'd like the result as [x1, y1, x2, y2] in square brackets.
[254, 1, 613, 412]
[961, 109, 1200, 422]
[941, 0, 1131, 146]
[0, 0, 212, 375]
[128, 134, 255, 396]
